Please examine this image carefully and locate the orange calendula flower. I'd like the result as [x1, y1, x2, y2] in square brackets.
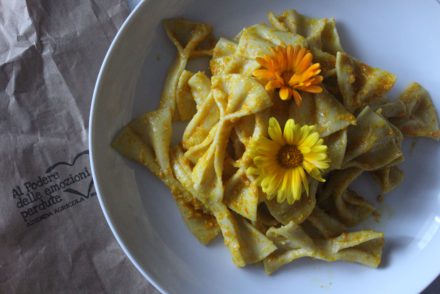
[253, 45, 323, 106]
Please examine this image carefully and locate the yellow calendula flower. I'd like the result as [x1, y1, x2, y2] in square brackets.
[253, 45, 323, 106]
[247, 117, 329, 204]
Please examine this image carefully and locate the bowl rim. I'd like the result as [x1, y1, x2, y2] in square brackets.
[88, 1, 167, 293]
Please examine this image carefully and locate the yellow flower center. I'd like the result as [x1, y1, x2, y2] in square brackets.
[277, 145, 303, 168]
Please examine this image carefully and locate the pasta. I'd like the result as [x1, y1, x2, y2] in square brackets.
[112, 10, 440, 274]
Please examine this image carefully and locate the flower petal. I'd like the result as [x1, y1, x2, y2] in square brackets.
[305, 152, 327, 161]
[302, 160, 314, 174]
[297, 52, 313, 73]
[298, 167, 309, 196]
[304, 153, 330, 169]
[289, 168, 303, 203]
[262, 170, 284, 198]
[283, 119, 296, 145]
[246, 167, 259, 176]
[298, 85, 323, 93]
[265, 80, 283, 91]
[301, 132, 320, 147]
[279, 87, 291, 100]
[277, 170, 291, 203]
[298, 125, 316, 145]
[290, 119, 303, 144]
[306, 166, 326, 182]
[293, 46, 306, 67]
[268, 117, 284, 144]
[286, 45, 295, 66]
[252, 137, 280, 154]
[292, 90, 302, 106]
[311, 145, 327, 153]
[253, 69, 274, 81]
[298, 144, 311, 154]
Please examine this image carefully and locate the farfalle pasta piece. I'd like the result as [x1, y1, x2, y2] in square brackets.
[313, 91, 356, 136]
[336, 52, 396, 112]
[209, 203, 277, 266]
[224, 168, 259, 222]
[161, 19, 213, 112]
[184, 126, 218, 166]
[253, 204, 281, 234]
[389, 83, 440, 140]
[163, 19, 213, 58]
[238, 112, 270, 147]
[265, 181, 318, 225]
[225, 113, 272, 222]
[172, 148, 244, 254]
[190, 74, 272, 202]
[289, 90, 355, 137]
[335, 189, 375, 226]
[175, 70, 197, 120]
[214, 74, 273, 120]
[264, 221, 384, 274]
[191, 121, 230, 203]
[303, 206, 347, 238]
[234, 115, 258, 146]
[374, 98, 407, 119]
[311, 49, 338, 78]
[121, 109, 173, 174]
[343, 107, 403, 171]
[371, 166, 404, 194]
[181, 72, 214, 153]
[229, 120, 251, 161]
[319, 168, 375, 227]
[268, 10, 343, 54]
[143, 108, 173, 174]
[228, 112, 269, 178]
[318, 167, 362, 203]
[182, 95, 219, 151]
[325, 230, 384, 267]
[236, 23, 306, 59]
[112, 114, 157, 172]
[171, 148, 271, 260]
[264, 223, 318, 275]
[235, 215, 278, 264]
[187, 71, 211, 108]
[113, 127, 220, 245]
[133, 19, 213, 175]
[324, 129, 347, 171]
[210, 38, 260, 76]
[182, 74, 273, 263]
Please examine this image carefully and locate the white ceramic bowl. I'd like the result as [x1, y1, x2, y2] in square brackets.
[89, 0, 440, 293]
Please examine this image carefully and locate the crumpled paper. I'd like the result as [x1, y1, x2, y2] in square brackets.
[0, 0, 159, 293]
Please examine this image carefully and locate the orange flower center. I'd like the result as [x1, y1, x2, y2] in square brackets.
[281, 71, 294, 84]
